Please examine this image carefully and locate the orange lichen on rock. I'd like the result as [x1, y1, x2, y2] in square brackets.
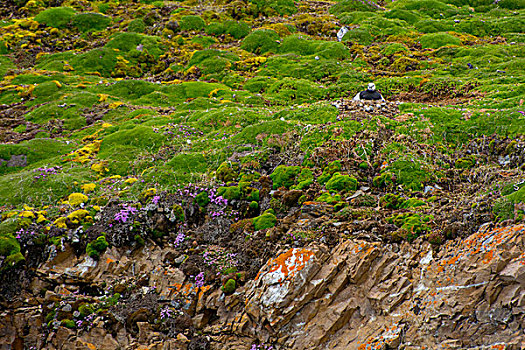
[259, 248, 315, 283]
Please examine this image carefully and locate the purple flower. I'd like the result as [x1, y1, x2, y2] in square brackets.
[194, 272, 205, 288]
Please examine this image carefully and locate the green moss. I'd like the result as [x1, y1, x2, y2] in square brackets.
[241, 30, 280, 54]
[0, 56, 15, 76]
[0, 138, 74, 175]
[34, 7, 76, 28]
[384, 8, 421, 24]
[207, 21, 250, 39]
[179, 15, 205, 31]
[420, 32, 461, 49]
[86, 235, 109, 260]
[386, 160, 431, 191]
[455, 155, 476, 169]
[248, 0, 297, 15]
[388, 213, 433, 241]
[270, 165, 300, 189]
[195, 191, 210, 207]
[316, 192, 342, 204]
[293, 168, 314, 190]
[221, 278, 236, 294]
[78, 303, 94, 317]
[394, 0, 460, 19]
[68, 48, 119, 76]
[400, 198, 426, 208]
[128, 18, 146, 33]
[325, 173, 358, 193]
[245, 188, 260, 201]
[249, 201, 259, 209]
[216, 162, 239, 182]
[105, 32, 164, 58]
[380, 193, 405, 209]
[3, 251, 25, 268]
[381, 43, 410, 56]
[190, 35, 217, 48]
[330, 0, 379, 15]
[100, 125, 165, 153]
[71, 12, 111, 32]
[318, 161, 342, 185]
[279, 35, 349, 60]
[167, 153, 208, 174]
[342, 27, 375, 46]
[0, 166, 94, 206]
[217, 186, 241, 200]
[253, 209, 277, 231]
[172, 204, 185, 222]
[0, 233, 21, 258]
[188, 49, 239, 75]
[61, 319, 76, 329]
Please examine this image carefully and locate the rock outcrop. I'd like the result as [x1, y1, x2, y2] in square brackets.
[2, 224, 523, 349]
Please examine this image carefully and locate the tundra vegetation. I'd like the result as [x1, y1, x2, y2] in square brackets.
[0, 0, 524, 348]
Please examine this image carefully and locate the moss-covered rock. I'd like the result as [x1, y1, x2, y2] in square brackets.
[270, 165, 301, 189]
[325, 173, 358, 193]
[253, 209, 277, 231]
[86, 235, 109, 260]
[222, 278, 236, 294]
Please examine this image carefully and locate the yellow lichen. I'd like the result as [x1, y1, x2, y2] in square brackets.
[124, 177, 138, 185]
[91, 161, 109, 175]
[68, 193, 88, 206]
[141, 188, 157, 200]
[81, 183, 97, 193]
[36, 215, 47, 223]
[19, 211, 35, 219]
[67, 209, 90, 224]
[53, 217, 67, 229]
[65, 141, 101, 164]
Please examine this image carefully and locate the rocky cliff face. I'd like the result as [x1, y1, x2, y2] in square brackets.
[2, 223, 523, 349]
